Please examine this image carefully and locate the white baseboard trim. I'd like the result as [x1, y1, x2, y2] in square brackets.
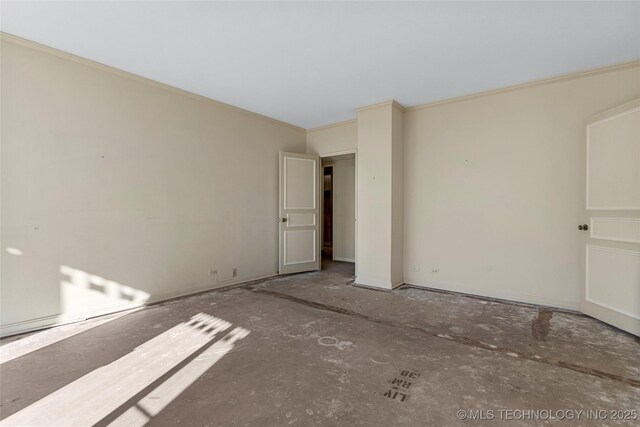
[333, 257, 355, 263]
[1, 314, 82, 338]
[145, 272, 277, 305]
[391, 280, 405, 289]
[355, 275, 394, 290]
[403, 276, 580, 311]
[0, 272, 278, 338]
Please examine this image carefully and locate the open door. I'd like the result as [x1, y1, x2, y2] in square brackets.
[582, 99, 640, 336]
[279, 152, 320, 274]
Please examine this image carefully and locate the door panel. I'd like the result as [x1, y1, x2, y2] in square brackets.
[287, 213, 316, 227]
[586, 246, 640, 320]
[586, 107, 640, 210]
[582, 99, 640, 336]
[590, 217, 640, 244]
[284, 230, 317, 265]
[279, 152, 320, 274]
[284, 157, 317, 209]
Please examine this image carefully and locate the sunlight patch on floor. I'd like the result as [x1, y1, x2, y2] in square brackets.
[0, 308, 141, 364]
[0, 313, 248, 427]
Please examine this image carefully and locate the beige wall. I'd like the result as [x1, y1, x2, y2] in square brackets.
[3, 33, 638, 337]
[0, 38, 306, 335]
[306, 120, 357, 156]
[404, 64, 640, 309]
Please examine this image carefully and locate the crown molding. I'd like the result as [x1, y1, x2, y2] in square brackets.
[405, 60, 640, 113]
[586, 97, 640, 126]
[391, 100, 406, 112]
[357, 99, 405, 113]
[0, 32, 306, 132]
[307, 118, 357, 133]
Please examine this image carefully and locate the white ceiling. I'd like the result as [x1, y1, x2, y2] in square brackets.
[2, 1, 639, 129]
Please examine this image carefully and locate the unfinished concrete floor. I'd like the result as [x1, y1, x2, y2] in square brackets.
[1, 261, 639, 426]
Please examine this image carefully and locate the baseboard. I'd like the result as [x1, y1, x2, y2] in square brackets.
[1, 314, 79, 338]
[355, 275, 394, 290]
[403, 277, 580, 311]
[145, 272, 277, 305]
[391, 280, 405, 290]
[0, 272, 278, 338]
[333, 257, 355, 263]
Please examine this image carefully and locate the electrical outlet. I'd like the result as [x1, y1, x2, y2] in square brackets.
[432, 269, 439, 275]
[232, 268, 237, 278]
[209, 269, 217, 276]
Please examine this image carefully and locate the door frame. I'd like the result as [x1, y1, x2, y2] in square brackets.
[321, 163, 334, 259]
[319, 150, 358, 275]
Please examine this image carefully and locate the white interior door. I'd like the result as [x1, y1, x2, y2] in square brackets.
[582, 99, 640, 336]
[279, 152, 320, 274]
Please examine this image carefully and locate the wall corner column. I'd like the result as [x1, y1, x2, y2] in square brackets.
[355, 100, 404, 289]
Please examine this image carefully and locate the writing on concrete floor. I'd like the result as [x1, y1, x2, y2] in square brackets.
[383, 369, 421, 403]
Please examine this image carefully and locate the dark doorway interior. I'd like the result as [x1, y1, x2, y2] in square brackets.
[323, 165, 333, 259]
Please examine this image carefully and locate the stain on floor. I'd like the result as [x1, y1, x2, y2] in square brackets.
[531, 308, 553, 342]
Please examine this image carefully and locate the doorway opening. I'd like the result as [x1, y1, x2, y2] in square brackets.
[323, 165, 333, 259]
[320, 152, 356, 272]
